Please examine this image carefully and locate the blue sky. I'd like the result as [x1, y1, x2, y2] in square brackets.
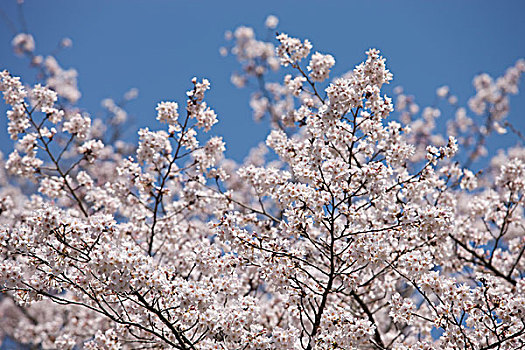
[0, 0, 524, 162]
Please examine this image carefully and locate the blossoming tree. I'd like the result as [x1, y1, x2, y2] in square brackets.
[1, 13, 525, 350]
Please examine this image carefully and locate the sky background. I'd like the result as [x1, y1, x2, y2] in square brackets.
[0, 0, 524, 163]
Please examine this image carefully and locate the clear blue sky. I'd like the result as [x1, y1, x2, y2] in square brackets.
[0, 0, 524, 162]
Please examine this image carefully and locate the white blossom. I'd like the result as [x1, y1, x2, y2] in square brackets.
[0, 15, 524, 350]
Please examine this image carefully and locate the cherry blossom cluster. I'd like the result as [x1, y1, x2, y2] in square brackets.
[1, 12, 525, 350]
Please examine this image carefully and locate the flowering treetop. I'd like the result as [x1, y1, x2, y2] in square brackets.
[0, 12, 525, 350]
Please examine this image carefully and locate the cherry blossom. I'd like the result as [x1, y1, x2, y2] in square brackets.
[1, 12, 524, 350]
